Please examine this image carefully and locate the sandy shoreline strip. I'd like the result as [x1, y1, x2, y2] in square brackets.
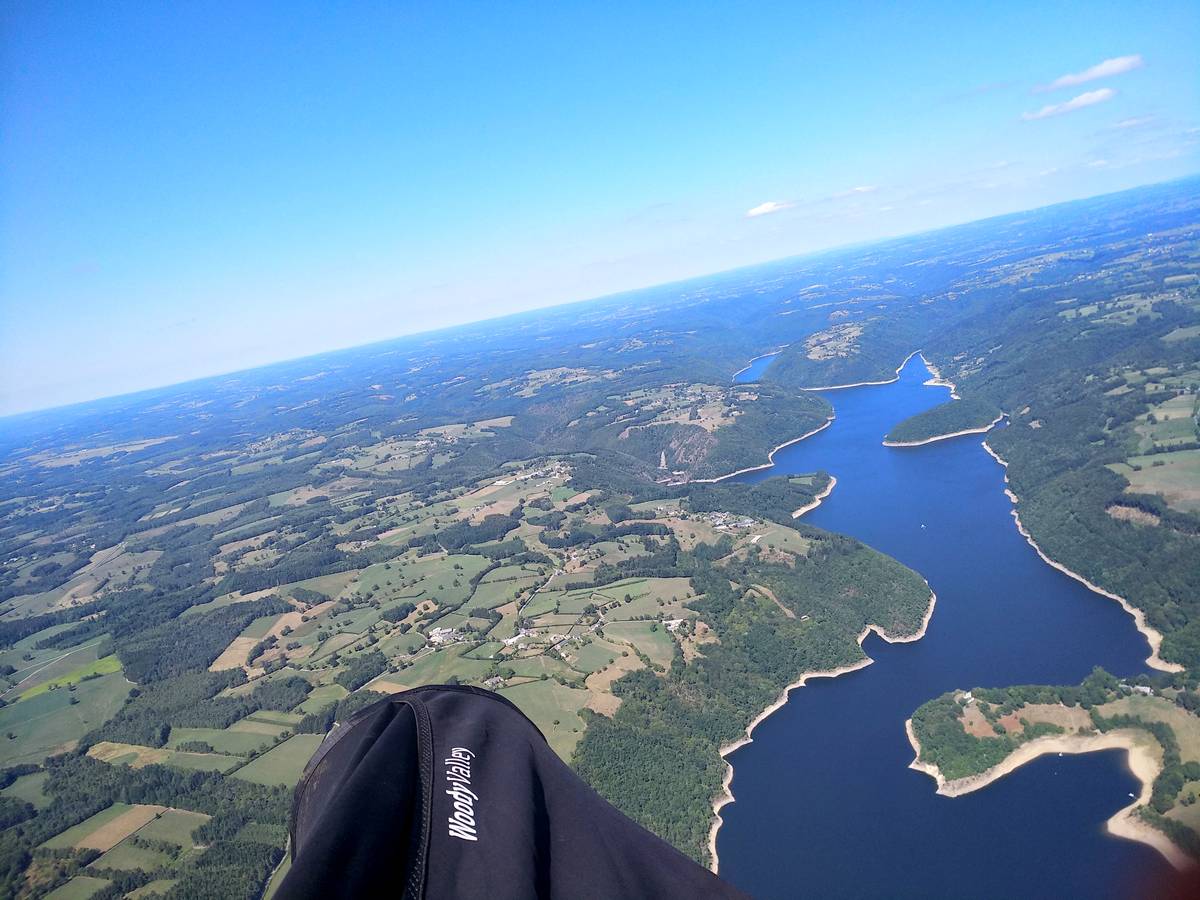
[707, 587, 937, 872]
[798, 350, 922, 392]
[905, 722, 1192, 870]
[791, 475, 837, 518]
[982, 441, 1181, 672]
[694, 415, 835, 484]
[882, 414, 1005, 448]
[919, 353, 961, 400]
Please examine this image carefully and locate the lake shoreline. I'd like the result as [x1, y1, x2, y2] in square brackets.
[904, 722, 1192, 870]
[694, 415, 835, 484]
[798, 350, 921, 392]
[981, 442, 1181, 673]
[708, 587, 937, 872]
[919, 353, 961, 400]
[791, 475, 837, 518]
[882, 414, 1005, 447]
[731, 348, 787, 382]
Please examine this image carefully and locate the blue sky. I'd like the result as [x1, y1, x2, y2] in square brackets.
[2, 1, 1198, 415]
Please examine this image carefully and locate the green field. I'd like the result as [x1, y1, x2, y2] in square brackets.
[566, 638, 624, 674]
[497, 679, 591, 759]
[602, 621, 677, 669]
[219, 666, 312, 697]
[0, 672, 130, 766]
[1163, 324, 1200, 343]
[377, 629, 425, 657]
[306, 631, 361, 663]
[467, 575, 541, 609]
[1, 770, 50, 809]
[296, 683, 348, 713]
[19, 654, 122, 701]
[520, 592, 558, 617]
[239, 613, 282, 640]
[40, 804, 138, 850]
[1111, 448, 1200, 512]
[389, 645, 491, 687]
[554, 583, 621, 615]
[288, 570, 361, 600]
[752, 526, 812, 557]
[44, 876, 111, 900]
[230, 734, 323, 787]
[135, 809, 210, 847]
[488, 611, 520, 642]
[89, 837, 175, 872]
[602, 577, 694, 620]
[167, 726, 271, 755]
[504, 654, 577, 680]
[1, 637, 109, 701]
[126, 880, 178, 899]
[463, 641, 504, 659]
[353, 554, 490, 610]
[1135, 393, 1199, 451]
[163, 750, 244, 773]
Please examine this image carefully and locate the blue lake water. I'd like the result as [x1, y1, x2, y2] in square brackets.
[718, 353, 1172, 898]
[733, 352, 779, 383]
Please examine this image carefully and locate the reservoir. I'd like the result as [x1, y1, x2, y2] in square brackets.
[719, 353, 1171, 898]
[731, 352, 779, 383]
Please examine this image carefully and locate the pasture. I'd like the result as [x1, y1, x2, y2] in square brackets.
[1111, 448, 1200, 512]
[41, 803, 166, 852]
[2, 771, 50, 808]
[0, 672, 130, 766]
[601, 622, 677, 669]
[230, 734, 323, 787]
[89, 838, 174, 873]
[44, 876, 111, 900]
[134, 809, 211, 846]
[498, 678, 591, 759]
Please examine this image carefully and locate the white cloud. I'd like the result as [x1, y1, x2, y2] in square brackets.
[1036, 55, 1143, 92]
[744, 200, 793, 218]
[833, 185, 876, 198]
[1022, 88, 1115, 121]
[1112, 115, 1155, 129]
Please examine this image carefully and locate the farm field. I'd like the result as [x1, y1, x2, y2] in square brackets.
[0, 672, 130, 766]
[40, 803, 166, 852]
[43, 875, 112, 900]
[1111, 448, 1200, 512]
[497, 679, 592, 758]
[0, 638, 113, 702]
[230, 734, 324, 787]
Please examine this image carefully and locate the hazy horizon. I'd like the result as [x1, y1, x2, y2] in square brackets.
[3, 2, 1198, 415]
[2, 173, 1194, 422]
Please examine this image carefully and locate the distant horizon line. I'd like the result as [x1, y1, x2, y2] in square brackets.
[4, 171, 1198, 424]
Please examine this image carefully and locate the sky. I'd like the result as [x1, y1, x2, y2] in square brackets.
[2, 2, 1198, 416]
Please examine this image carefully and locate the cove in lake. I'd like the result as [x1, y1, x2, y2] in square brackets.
[718, 353, 1171, 899]
[731, 352, 779, 383]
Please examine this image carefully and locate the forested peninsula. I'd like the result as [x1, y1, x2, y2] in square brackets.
[883, 399, 1002, 446]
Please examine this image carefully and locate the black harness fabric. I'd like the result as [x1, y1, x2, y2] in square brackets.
[276, 685, 748, 899]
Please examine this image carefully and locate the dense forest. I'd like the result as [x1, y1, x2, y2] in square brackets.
[883, 398, 1002, 445]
